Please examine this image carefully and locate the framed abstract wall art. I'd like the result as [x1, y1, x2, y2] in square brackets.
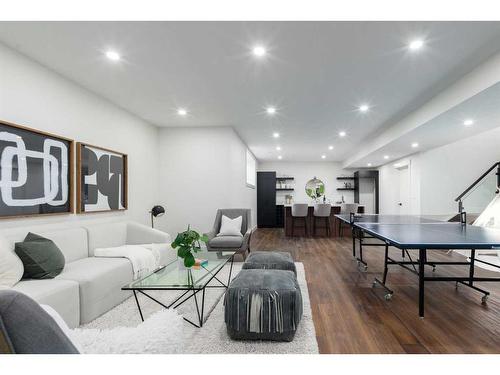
[0, 120, 74, 218]
[76, 142, 128, 213]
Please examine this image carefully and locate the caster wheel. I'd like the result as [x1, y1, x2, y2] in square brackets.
[455, 282, 459, 290]
[482, 295, 489, 304]
[384, 294, 393, 301]
[432, 266, 436, 272]
[372, 281, 377, 288]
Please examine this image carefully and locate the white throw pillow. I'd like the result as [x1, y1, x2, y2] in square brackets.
[217, 215, 243, 237]
[0, 234, 24, 289]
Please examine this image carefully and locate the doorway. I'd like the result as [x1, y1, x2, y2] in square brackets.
[397, 165, 410, 215]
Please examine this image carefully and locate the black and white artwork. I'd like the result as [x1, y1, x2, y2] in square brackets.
[77, 143, 127, 213]
[0, 121, 73, 218]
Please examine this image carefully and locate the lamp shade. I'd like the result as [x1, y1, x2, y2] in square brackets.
[150, 205, 165, 217]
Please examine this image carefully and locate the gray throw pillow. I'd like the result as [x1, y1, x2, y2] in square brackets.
[15, 233, 65, 279]
[0, 290, 79, 354]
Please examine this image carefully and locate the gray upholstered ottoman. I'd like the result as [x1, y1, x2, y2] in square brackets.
[224, 269, 303, 342]
[242, 251, 296, 275]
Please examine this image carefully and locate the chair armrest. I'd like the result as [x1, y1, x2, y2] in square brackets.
[241, 226, 255, 252]
[204, 229, 217, 241]
[126, 222, 172, 245]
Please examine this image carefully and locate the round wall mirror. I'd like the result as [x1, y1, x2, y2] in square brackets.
[305, 177, 325, 199]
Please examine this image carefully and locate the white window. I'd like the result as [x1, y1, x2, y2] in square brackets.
[246, 149, 256, 188]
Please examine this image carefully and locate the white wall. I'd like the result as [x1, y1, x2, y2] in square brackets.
[0, 43, 160, 230]
[258, 161, 356, 205]
[157, 126, 257, 235]
[379, 125, 500, 216]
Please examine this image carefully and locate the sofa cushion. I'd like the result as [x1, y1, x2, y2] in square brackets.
[57, 257, 133, 324]
[0, 290, 79, 354]
[86, 222, 127, 256]
[12, 278, 80, 329]
[2, 227, 89, 263]
[0, 235, 23, 288]
[15, 233, 66, 279]
[208, 236, 243, 249]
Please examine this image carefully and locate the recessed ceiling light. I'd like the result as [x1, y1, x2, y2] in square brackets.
[177, 108, 187, 116]
[252, 45, 267, 58]
[266, 107, 276, 115]
[367, 163, 372, 167]
[339, 131, 346, 137]
[394, 163, 401, 168]
[411, 142, 419, 148]
[464, 119, 474, 126]
[105, 50, 121, 61]
[273, 132, 280, 138]
[321, 155, 326, 159]
[277, 155, 282, 160]
[409, 39, 424, 51]
[276, 146, 281, 151]
[359, 104, 370, 112]
[328, 145, 334, 150]
[383, 155, 389, 160]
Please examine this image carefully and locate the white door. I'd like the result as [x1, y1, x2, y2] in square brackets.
[397, 165, 410, 215]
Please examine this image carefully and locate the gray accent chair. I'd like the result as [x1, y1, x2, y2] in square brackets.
[205, 209, 253, 260]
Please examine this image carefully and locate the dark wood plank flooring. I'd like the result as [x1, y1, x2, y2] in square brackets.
[250, 228, 500, 354]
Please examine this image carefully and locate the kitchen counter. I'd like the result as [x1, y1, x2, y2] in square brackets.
[283, 204, 365, 237]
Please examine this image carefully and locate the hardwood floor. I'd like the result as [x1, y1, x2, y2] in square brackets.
[250, 228, 500, 354]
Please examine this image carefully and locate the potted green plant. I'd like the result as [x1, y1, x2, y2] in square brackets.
[171, 225, 208, 268]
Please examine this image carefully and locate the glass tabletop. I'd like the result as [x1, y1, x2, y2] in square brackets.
[122, 251, 235, 290]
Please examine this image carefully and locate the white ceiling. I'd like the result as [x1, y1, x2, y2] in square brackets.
[352, 82, 500, 167]
[1, 21, 500, 162]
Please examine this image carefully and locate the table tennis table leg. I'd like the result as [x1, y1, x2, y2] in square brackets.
[352, 227, 356, 257]
[373, 243, 394, 300]
[356, 233, 368, 271]
[456, 249, 490, 303]
[418, 249, 426, 318]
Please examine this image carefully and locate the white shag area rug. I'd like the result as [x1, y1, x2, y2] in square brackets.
[70, 262, 319, 354]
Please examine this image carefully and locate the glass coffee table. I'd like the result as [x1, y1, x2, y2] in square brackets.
[122, 251, 235, 328]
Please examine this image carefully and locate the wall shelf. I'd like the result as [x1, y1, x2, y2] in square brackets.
[276, 188, 295, 191]
[337, 188, 355, 191]
[337, 177, 354, 180]
[276, 177, 294, 180]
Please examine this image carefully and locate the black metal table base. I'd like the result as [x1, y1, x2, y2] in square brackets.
[130, 256, 234, 328]
[353, 233, 500, 317]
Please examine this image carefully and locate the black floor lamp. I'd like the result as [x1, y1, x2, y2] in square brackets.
[149, 205, 165, 228]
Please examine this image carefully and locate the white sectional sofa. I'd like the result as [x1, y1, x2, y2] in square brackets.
[3, 221, 174, 328]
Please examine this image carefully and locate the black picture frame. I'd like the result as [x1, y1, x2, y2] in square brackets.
[76, 142, 128, 214]
[0, 120, 74, 219]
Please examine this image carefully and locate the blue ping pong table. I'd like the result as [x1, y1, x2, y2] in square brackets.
[335, 213, 500, 317]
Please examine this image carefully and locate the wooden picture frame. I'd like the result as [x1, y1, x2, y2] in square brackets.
[0, 119, 74, 219]
[76, 142, 128, 214]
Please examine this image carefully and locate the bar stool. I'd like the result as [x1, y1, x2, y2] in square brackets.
[338, 203, 359, 237]
[291, 203, 309, 237]
[313, 203, 332, 237]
